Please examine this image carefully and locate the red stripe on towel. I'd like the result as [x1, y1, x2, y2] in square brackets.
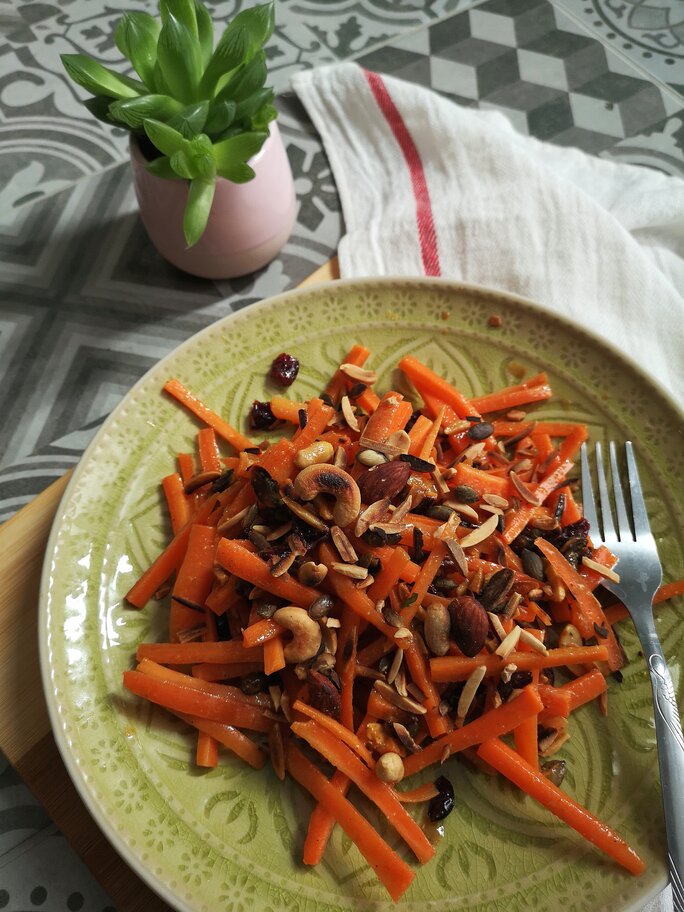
[363, 69, 441, 277]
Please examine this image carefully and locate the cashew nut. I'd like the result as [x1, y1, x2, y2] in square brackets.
[295, 440, 334, 469]
[273, 606, 322, 663]
[293, 464, 361, 528]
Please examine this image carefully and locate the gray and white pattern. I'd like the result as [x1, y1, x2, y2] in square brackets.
[1, 0, 683, 907]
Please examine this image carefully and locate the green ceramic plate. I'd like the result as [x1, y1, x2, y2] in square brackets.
[40, 278, 683, 912]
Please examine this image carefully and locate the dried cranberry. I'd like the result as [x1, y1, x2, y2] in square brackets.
[428, 776, 455, 821]
[249, 400, 277, 430]
[270, 353, 299, 386]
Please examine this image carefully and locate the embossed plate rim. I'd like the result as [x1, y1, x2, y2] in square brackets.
[39, 276, 678, 911]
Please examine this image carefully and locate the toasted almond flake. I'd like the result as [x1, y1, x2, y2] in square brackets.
[251, 524, 270, 535]
[394, 668, 408, 697]
[444, 501, 480, 522]
[331, 562, 368, 580]
[506, 410, 527, 421]
[511, 458, 534, 474]
[457, 666, 487, 720]
[394, 626, 413, 641]
[480, 504, 503, 516]
[266, 520, 293, 541]
[500, 663, 517, 684]
[460, 442, 486, 463]
[374, 680, 427, 715]
[270, 550, 297, 578]
[357, 436, 405, 458]
[280, 692, 293, 723]
[321, 625, 338, 655]
[325, 617, 342, 628]
[529, 513, 558, 531]
[510, 471, 541, 506]
[355, 574, 375, 590]
[184, 469, 221, 494]
[341, 395, 360, 432]
[445, 537, 469, 575]
[527, 587, 544, 600]
[392, 492, 414, 523]
[487, 612, 508, 641]
[406, 682, 425, 703]
[387, 648, 404, 685]
[217, 504, 251, 532]
[355, 664, 385, 680]
[483, 493, 509, 509]
[341, 363, 378, 384]
[392, 722, 421, 754]
[334, 445, 348, 468]
[440, 745, 452, 765]
[581, 556, 621, 583]
[433, 512, 461, 542]
[177, 624, 207, 643]
[281, 494, 329, 532]
[287, 532, 308, 557]
[355, 497, 391, 537]
[268, 685, 282, 712]
[458, 512, 500, 549]
[331, 525, 358, 562]
[369, 521, 411, 535]
[495, 625, 522, 659]
[468, 567, 485, 594]
[502, 591, 523, 619]
[444, 420, 471, 435]
[433, 467, 451, 495]
[519, 629, 549, 655]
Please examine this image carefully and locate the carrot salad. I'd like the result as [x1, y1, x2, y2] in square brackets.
[123, 345, 684, 901]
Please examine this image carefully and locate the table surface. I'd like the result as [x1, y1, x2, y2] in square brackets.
[2, 0, 683, 908]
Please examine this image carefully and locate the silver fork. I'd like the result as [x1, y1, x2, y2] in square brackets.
[581, 441, 684, 908]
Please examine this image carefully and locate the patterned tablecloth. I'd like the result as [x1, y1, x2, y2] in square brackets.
[1, 0, 683, 907]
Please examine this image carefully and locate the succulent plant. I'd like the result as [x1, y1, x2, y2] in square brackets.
[61, 0, 277, 245]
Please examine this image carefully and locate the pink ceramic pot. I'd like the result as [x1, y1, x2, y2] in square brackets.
[130, 122, 296, 279]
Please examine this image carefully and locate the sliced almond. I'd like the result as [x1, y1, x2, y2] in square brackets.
[495, 625, 521, 659]
[480, 504, 503, 516]
[457, 665, 486, 720]
[433, 467, 451, 495]
[393, 626, 413, 641]
[340, 363, 378, 384]
[444, 500, 480, 522]
[433, 512, 461, 542]
[355, 497, 391, 537]
[458, 512, 500, 549]
[581, 556, 620, 583]
[509, 471, 541, 506]
[266, 520, 293, 541]
[357, 449, 387, 467]
[330, 562, 368, 580]
[184, 469, 221, 494]
[392, 492, 414, 524]
[460, 442, 486, 463]
[355, 574, 375, 589]
[487, 612, 508, 641]
[519, 629, 548, 655]
[334, 446, 348, 468]
[483, 493, 510, 509]
[331, 525, 358, 562]
[444, 420, 471, 435]
[358, 436, 405, 458]
[281, 494, 328, 532]
[269, 551, 296, 578]
[445, 537, 468, 575]
[341, 395, 360, 433]
[374, 680, 427, 715]
[387, 648, 404, 685]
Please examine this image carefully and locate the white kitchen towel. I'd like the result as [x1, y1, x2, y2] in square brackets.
[292, 63, 684, 406]
[292, 61, 681, 912]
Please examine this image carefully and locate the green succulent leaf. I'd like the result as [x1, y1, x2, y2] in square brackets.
[109, 94, 184, 128]
[61, 54, 145, 99]
[204, 99, 236, 136]
[183, 178, 216, 246]
[213, 130, 266, 182]
[194, 1, 214, 68]
[145, 155, 179, 179]
[200, 1, 274, 98]
[216, 51, 267, 104]
[114, 12, 160, 87]
[156, 10, 203, 103]
[160, 0, 198, 39]
[167, 100, 209, 137]
[250, 101, 277, 131]
[170, 148, 198, 179]
[144, 118, 190, 157]
[82, 95, 119, 125]
[233, 87, 274, 124]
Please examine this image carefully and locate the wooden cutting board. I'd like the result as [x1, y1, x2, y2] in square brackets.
[0, 257, 338, 911]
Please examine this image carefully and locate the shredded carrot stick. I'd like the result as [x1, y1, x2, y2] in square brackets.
[430, 645, 610, 683]
[270, 396, 306, 423]
[264, 635, 286, 675]
[164, 378, 254, 452]
[293, 700, 373, 767]
[242, 618, 285, 649]
[286, 744, 415, 901]
[136, 640, 261, 665]
[197, 427, 222, 473]
[216, 539, 322, 608]
[469, 382, 552, 414]
[162, 473, 191, 534]
[399, 355, 475, 419]
[178, 713, 265, 769]
[477, 738, 645, 875]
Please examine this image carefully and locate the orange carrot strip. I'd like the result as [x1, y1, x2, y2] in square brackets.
[361, 391, 407, 443]
[418, 404, 445, 461]
[514, 679, 540, 768]
[123, 670, 271, 730]
[537, 684, 572, 717]
[293, 700, 373, 767]
[337, 608, 359, 730]
[178, 713, 266, 769]
[407, 415, 433, 456]
[536, 539, 623, 672]
[291, 398, 335, 449]
[470, 383, 552, 414]
[403, 636, 449, 737]
[196, 730, 218, 767]
[477, 738, 645, 875]
[454, 463, 510, 498]
[136, 640, 261, 665]
[164, 378, 254, 452]
[178, 452, 195, 485]
[197, 427, 221, 473]
[162, 473, 191, 534]
[286, 744, 415, 901]
[395, 783, 440, 803]
[403, 685, 544, 777]
[366, 688, 415, 725]
[561, 669, 608, 711]
[216, 539, 322, 608]
[399, 355, 475, 419]
[605, 579, 684, 625]
[172, 524, 216, 608]
[430, 645, 609, 683]
[242, 618, 285, 649]
[191, 662, 264, 681]
[264, 635, 286, 675]
[168, 603, 205, 643]
[503, 459, 574, 544]
[325, 344, 369, 400]
[292, 720, 435, 865]
[368, 547, 413, 603]
[270, 396, 306, 423]
[403, 540, 448, 623]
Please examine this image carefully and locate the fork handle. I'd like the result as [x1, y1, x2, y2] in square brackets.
[633, 615, 684, 911]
